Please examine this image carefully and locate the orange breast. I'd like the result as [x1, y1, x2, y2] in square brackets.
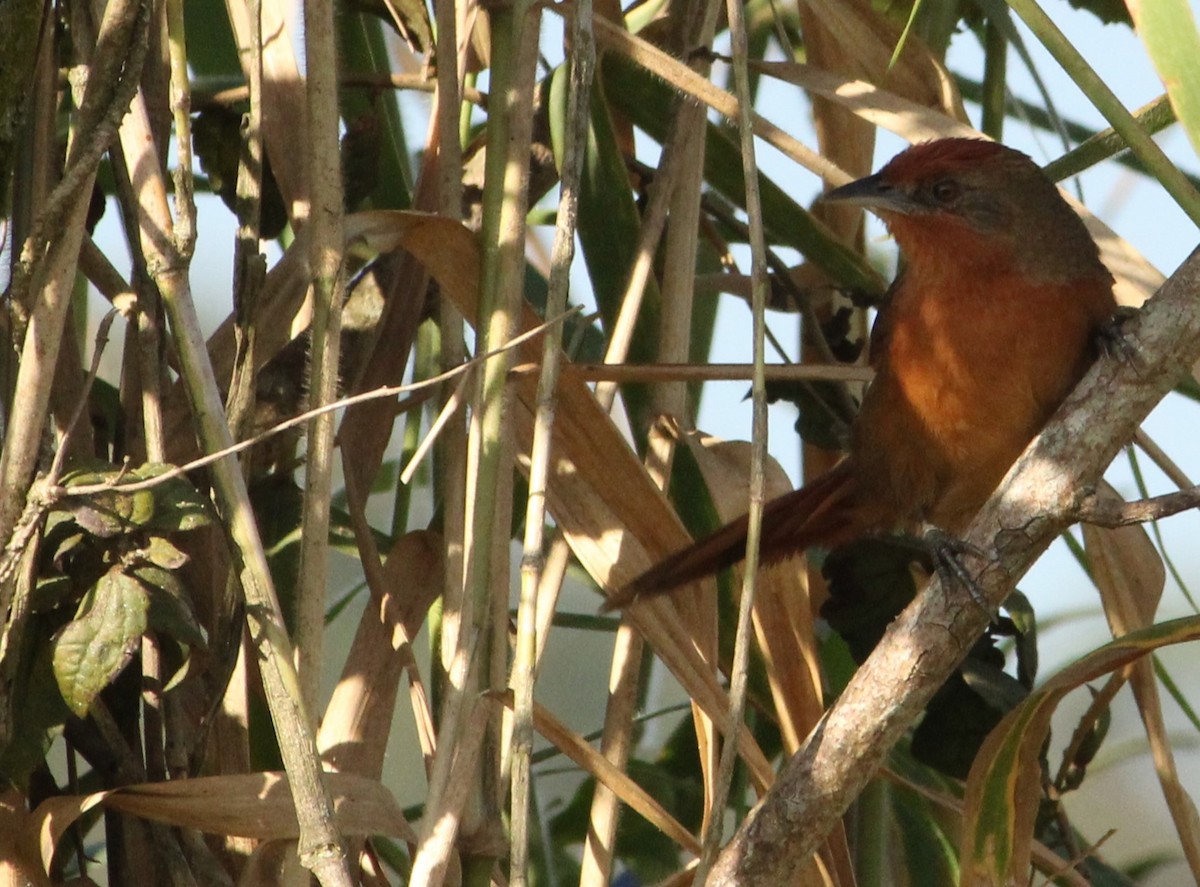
[852, 269, 1113, 532]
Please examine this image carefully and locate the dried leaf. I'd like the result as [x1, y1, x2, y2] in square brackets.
[29, 771, 416, 875]
[319, 530, 444, 777]
[672, 424, 826, 755]
[1085, 483, 1200, 873]
[1083, 480, 1166, 635]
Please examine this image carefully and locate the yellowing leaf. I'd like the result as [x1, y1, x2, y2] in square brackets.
[960, 616, 1200, 886]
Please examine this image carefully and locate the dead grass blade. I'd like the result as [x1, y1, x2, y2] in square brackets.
[1084, 484, 1165, 634]
[796, 0, 961, 271]
[675, 427, 838, 884]
[0, 788, 45, 887]
[797, 0, 963, 114]
[224, 0, 309, 219]
[344, 210, 775, 789]
[672, 426, 825, 755]
[492, 691, 702, 856]
[1084, 482, 1200, 879]
[28, 772, 416, 876]
[337, 247, 432, 498]
[318, 530, 445, 777]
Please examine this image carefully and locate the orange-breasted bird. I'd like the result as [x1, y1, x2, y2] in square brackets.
[615, 138, 1118, 604]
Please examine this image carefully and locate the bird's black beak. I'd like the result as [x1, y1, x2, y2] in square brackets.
[822, 173, 922, 216]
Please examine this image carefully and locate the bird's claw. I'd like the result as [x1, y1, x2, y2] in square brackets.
[922, 526, 993, 612]
[1095, 306, 1141, 366]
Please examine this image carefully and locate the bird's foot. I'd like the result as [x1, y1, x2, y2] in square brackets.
[921, 526, 993, 612]
[1095, 306, 1142, 366]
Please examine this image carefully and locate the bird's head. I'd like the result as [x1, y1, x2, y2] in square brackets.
[823, 138, 1109, 283]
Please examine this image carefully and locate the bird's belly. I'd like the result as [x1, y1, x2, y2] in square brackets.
[864, 310, 1088, 532]
[905, 381, 1031, 529]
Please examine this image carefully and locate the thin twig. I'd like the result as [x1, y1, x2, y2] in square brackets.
[512, 0, 594, 879]
[296, 0, 349, 782]
[549, 361, 873, 383]
[1075, 486, 1200, 528]
[453, 0, 546, 870]
[10, 0, 151, 310]
[0, 0, 151, 683]
[56, 309, 577, 500]
[695, 0, 769, 874]
[399, 367, 473, 485]
[580, 0, 725, 866]
[113, 35, 349, 882]
[49, 307, 124, 481]
[225, 0, 267, 445]
[165, 0, 195, 259]
[431, 0, 470, 852]
[199, 73, 488, 109]
[0, 0, 150, 551]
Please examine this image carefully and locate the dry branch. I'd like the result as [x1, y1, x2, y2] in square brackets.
[1076, 486, 1200, 527]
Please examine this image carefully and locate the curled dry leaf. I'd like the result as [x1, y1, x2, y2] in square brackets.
[223, 0, 308, 218]
[0, 788, 46, 887]
[28, 771, 416, 876]
[796, 0, 965, 116]
[319, 530, 445, 777]
[1083, 481, 1200, 877]
[1082, 479, 1166, 635]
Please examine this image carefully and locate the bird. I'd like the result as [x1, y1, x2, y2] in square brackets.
[612, 138, 1119, 607]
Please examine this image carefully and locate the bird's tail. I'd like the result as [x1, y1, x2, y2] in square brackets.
[608, 459, 862, 608]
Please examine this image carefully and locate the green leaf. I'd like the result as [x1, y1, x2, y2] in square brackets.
[550, 748, 705, 883]
[338, 10, 415, 209]
[1133, 0, 1200, 159]
[61, 463, 213, 537]
[181, 0, 242, 80]
[598, 54, 882, 295]
[131, 562, 209, 649]
[0, 630, 73, 788]
[343, 0, 431, 57]
[52, 568, 150, 716]
[1002, 588, 1039, 687]
[551, 64, 663, 439]
[1064, 0, 1132, 26]
[141, 536, 189, 570]
[894, 783, 961, 885]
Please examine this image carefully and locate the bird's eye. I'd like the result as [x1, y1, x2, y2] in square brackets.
[931, 180, 960, 203]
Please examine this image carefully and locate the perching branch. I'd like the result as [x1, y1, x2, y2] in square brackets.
[707, 248, 1200, 885]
